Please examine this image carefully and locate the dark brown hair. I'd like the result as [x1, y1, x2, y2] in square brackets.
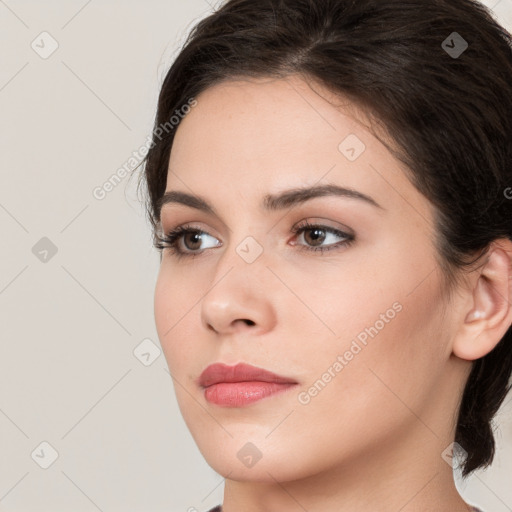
[137, 0, 512, 477]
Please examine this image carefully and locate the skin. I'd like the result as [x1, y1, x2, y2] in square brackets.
[154, 75, 512, 512]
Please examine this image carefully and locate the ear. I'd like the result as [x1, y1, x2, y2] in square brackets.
[452, 239, 512, 361]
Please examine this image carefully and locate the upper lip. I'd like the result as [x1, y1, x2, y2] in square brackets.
[199, 362, 297, 388]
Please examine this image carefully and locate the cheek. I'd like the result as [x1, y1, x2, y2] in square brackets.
[154, 270, 173, 346]
[154, 267, 198, 375]
[283, 282, 449, 477]
[303, 265, 449, 428]
[298, 239, 449, 406]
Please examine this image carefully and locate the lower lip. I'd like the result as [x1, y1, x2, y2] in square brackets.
[204, 381, 297, 407]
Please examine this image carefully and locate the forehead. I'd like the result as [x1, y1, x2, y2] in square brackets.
[172, 75, 379, 159]
[165, 75, 432, 226]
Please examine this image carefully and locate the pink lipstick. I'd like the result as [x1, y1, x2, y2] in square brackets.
[199, 362, 298, 407]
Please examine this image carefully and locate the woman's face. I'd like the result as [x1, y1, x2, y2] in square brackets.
[154, 75, 469, 482]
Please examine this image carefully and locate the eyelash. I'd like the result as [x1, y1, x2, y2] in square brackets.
[154, 220, 355, 260]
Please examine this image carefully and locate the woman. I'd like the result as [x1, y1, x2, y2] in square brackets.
[138, 0, 512, 510]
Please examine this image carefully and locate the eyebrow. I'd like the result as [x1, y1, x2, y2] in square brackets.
[158, 183, 384, 219]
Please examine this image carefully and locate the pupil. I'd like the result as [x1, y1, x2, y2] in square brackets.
[307, 228, 325, 246]
[186, 233, 201, 250]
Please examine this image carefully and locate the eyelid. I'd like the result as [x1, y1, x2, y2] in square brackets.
[161, 216, 353, 238]
[156, 217, 356, 258]
[176, 222, 352, 244]
[291, 217, 355, 236]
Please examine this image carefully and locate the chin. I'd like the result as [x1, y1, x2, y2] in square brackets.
[191, 433, 326, 484]
[204, 454, 304, 483]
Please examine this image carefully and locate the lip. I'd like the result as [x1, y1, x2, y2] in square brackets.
[199, 362, 298, 407]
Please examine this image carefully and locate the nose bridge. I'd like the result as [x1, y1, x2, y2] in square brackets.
[216, 211, 271, 275]
[199, 225, 276, 334]
[209, 229, 270, 298]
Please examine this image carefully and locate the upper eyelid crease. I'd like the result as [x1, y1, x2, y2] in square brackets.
[157, 183, 385, 221]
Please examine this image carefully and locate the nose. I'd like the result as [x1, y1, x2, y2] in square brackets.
[206, 313, 257, 334]
[200, 244, 277, 336]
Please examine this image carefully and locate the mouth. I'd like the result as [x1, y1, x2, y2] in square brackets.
[199, 362, 298, 407]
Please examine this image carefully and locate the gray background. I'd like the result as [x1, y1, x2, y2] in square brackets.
[0, 1, 511, 511]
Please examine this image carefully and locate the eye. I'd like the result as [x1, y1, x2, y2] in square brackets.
[290, 219, 355, 254]
[154, 224, 220, 259]
[154, 219, 355, 259]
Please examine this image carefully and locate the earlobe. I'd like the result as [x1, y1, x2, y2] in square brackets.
[452, 241, 512, 361]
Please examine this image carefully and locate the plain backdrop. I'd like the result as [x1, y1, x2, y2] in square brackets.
[0, 1, 511, 511]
